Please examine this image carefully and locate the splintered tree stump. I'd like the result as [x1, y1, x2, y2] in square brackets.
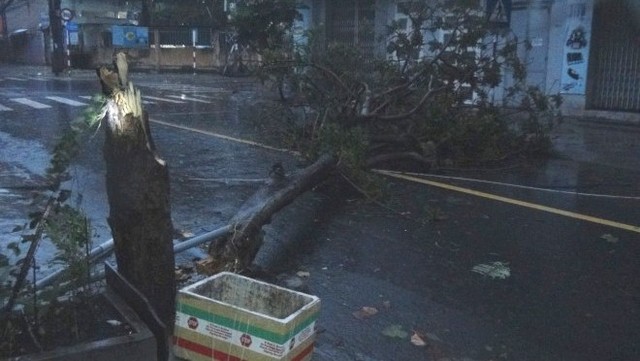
[98, 53, 176, 331]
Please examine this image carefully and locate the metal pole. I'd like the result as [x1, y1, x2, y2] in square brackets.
[48, 0, 65, 75]
[35, 238, 114, 288]
[35, 224, 232, 290]
[173, 224, 232, 253]
[192, 28, 198, 72]
[65, 25, 71, 70]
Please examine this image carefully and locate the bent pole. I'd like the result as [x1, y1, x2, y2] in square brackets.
[34, 224, 233, 290]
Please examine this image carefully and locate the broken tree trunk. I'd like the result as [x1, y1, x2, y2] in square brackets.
[208, 154, 338, 272]
[99, 54, 176, 331]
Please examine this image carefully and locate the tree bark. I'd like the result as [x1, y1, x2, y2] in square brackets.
[99, 62, 175, 331]
[209, 154, 337, 271]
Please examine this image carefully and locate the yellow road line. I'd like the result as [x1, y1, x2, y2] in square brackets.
[373, 169, 640, 234]
[150, 118, 300, 155]
[146, 119, 640, 234]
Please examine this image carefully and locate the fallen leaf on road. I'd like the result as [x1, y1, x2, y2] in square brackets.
[601, 234, 619, 244]
[382, 324, 408, 339]
[410, 331, 427, 346]
[471, 261, 510, 279]
[106, 320, 122, 326]
[296, 271, 311, 278]
[353, 306, 378, 320]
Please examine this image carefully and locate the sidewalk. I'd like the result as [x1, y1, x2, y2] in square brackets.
[552, 116, 640, 170]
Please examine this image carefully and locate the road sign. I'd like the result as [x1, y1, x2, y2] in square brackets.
[65, 21, 78, 32]
[60, 8, 74, 21]
[487, 0, 511, 27]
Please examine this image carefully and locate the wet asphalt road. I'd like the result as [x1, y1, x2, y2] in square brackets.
[0, 66, 639, 361]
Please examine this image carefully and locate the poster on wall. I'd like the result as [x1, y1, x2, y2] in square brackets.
[112, 26, 149, 48]
[560, 1, 592, 94]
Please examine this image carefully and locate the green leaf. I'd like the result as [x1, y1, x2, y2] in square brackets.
[7, 242, 21, 256]
[471, 261, 511, 279]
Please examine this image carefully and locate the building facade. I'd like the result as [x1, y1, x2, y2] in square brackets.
[546, 0, 640, 120]
[3, 0, 143, 65]
[2, 0, 49, 64]
[3, 0, 640, 120]
[303, 0, 640, 121]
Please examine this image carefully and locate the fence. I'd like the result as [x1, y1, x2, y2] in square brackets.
[68, 25, 232, 71]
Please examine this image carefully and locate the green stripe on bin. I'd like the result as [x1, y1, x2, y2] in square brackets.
[177, 302, 318, 344]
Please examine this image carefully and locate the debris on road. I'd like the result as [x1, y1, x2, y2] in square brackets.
[471, 261, 511, 279]
[410, 331, 427, 346]
[600, 234, 619, 244]
[296, 270, 311, 278]
[381, 324, 408, 339]
[352, 306, 378, 320]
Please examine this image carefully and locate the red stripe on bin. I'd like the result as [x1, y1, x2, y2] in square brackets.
[173, 336, 246, 361]
[292, 343, 315, 361]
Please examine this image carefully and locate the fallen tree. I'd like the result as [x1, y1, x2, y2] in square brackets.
[208, 154, 337, 271]
[206, 0, 562, 272]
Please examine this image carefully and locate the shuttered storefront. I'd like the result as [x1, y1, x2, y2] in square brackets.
[587, 0, 640, 112]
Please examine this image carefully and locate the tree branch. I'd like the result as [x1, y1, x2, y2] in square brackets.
[362, 76, 447, 121]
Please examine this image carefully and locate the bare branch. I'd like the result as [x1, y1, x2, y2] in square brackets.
[362, 76, 447, 121]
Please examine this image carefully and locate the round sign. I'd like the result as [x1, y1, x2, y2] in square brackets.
[60, 8, 74, 21]
[240, 333, 252, 347]
[187, 317, 199, 329]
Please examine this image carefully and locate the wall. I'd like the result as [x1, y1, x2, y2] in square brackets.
[5, 0, 49, 64]
[60, 0, 141, 25]
[522, 4, 550, 89]
[546, 0, 639, 121]
[90, 45, 224, 71]
[547, 0, 591, 116]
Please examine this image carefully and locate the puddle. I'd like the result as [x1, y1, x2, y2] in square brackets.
[0, 131, 50, 176]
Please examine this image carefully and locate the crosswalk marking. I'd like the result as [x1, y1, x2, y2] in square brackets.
[136, 82, 239, 93]
[1, 91, 215, 112]
[10, 98, 51, 109]
[142, 95, 186, 104]
[80, 94, 154, 104]
[167, 95, 211, 103]
[45, 96, 87, 106]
